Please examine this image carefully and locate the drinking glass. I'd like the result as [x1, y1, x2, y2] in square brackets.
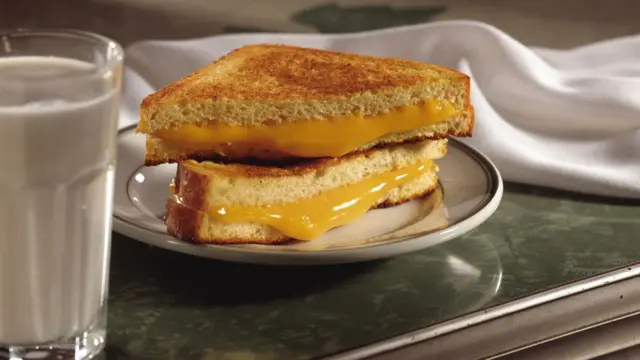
[0, 29, 123, 359]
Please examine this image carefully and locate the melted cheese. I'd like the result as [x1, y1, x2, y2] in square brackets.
[154, 99, 455, 158]
[203, 160, 433, 240]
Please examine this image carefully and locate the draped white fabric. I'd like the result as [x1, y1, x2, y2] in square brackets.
[121, 20, 640, 198]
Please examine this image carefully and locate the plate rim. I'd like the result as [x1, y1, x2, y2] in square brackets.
[112, 124, 504, 263]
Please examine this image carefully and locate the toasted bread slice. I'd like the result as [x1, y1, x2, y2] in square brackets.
[165, 139, 446, 244]
[143, 106, 473, 165]
[173, 139, 446, 209]
[138, 44, 470, 133]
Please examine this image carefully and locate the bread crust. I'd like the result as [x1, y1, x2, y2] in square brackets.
[165, 196, 201, 242]
[177, 139, 447, 179]
[137, 44, 471, 132]
[141, 43, 468, 107]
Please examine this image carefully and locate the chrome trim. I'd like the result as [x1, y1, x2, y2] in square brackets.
[494, 313, 640, 359]
[322, 263, 640, 360]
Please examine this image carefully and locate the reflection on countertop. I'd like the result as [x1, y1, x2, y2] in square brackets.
[106, 231, 503, 359]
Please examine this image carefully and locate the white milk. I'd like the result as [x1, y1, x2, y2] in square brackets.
[0, 57, 119, 344]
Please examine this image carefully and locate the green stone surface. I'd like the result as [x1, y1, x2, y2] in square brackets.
[106, 183, 640, 359]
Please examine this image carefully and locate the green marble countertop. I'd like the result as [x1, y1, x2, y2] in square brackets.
[106, 184, 640, 359]
[5, 1, 638, 358]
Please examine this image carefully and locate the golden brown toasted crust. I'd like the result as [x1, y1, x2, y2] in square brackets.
[137, 44, 471, 134]
[165, 197, 201, 242]
[466, 105, 475, 136]
[164, 184, 437, 245]
[142, 44, 468, 104]
[174, 161, 208, 211]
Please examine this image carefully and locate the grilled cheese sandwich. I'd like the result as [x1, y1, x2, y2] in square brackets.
[136, 44, 476, 244]
[167, 140, 445, 243]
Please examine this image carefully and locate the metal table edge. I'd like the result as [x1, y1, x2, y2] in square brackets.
[489, 312, 640, 360]
[320, 262, 640, 360]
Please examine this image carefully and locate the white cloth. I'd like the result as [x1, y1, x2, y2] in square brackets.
[121, 20, 640, 199]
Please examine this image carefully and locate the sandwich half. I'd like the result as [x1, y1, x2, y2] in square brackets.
[166, 139, 447, 244]
[137, 44, 473, 165]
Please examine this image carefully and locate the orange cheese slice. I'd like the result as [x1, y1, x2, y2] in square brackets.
[155, 99, 455, 158]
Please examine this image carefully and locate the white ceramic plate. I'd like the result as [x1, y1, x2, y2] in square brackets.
[112, 126, 503, 265]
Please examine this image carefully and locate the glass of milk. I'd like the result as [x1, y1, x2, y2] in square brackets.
[0, 29, 123, 359]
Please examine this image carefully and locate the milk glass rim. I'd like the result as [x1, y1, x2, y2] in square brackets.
[0, 28, 124, 83]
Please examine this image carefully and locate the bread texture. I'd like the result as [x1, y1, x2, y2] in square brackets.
[174, 139, 446, 209]
[166, 166, 439, 245]
[137, 44, 471, 133]
[143, 106, 472, 166]
[165, 139, 445, 244]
